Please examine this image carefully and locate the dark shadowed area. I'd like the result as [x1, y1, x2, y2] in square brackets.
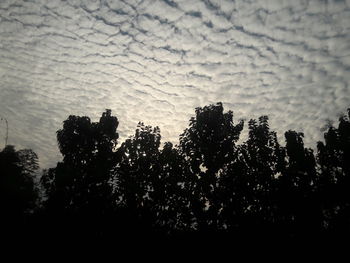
[1, 103, 350, 255]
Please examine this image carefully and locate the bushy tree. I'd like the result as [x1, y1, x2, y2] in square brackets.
[155, 142, 194, 233]
[0, 145, 38, 238]
[41, 109, 119, 239]
[317, 109, 350, 235]
[217, 116, 286, 236]
[112, 123, 161, 235]
[179, 102, 244, 231]
[275, 130, 320, 237]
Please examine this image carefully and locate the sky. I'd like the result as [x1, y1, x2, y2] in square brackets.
[0, 0, 350, 168]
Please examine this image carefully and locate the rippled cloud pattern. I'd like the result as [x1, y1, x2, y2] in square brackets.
[1, 0, 350, 167]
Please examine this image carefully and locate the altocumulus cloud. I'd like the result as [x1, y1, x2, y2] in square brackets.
[0, 0, 350, 167]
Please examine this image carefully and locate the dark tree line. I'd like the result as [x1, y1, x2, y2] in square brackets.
[1, 103, 350, 247]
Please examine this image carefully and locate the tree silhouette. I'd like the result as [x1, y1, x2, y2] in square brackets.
[240, 117, 284, 234]
[216, 115, 286, 239]
[275, 130, 320, 238]
[0, 145, 38, 240]
[154, 141, 194, 234]
[179, 102, 244, 232]
[41, 109, 119, 240]
[317, 109, 350, 236]
[112, 122, 161, 237]
[1, 102, 347, 246]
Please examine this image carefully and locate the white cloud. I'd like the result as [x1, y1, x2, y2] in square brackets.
[0, 0, 349, 167]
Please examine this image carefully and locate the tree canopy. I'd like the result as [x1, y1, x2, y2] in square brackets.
[1, 103, 350, 248]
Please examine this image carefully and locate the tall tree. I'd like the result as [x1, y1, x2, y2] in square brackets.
[0, 145, 38, 238]
[218, 116, 286, 236]
[317, 109, 350, 235]
[243, 116, 284, 232]
[41, 110, 119, 239]
[113, 122, 161, 235]
[179, 102, 244, 231]
[154, 142, 194, 234]
[276, 130, 319, 237]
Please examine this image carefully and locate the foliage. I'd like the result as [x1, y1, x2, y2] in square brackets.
[0, 145, 38, 239]
[2, 104, 350, 244]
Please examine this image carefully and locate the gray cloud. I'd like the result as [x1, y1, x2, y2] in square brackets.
[0, 0, 350, 167]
